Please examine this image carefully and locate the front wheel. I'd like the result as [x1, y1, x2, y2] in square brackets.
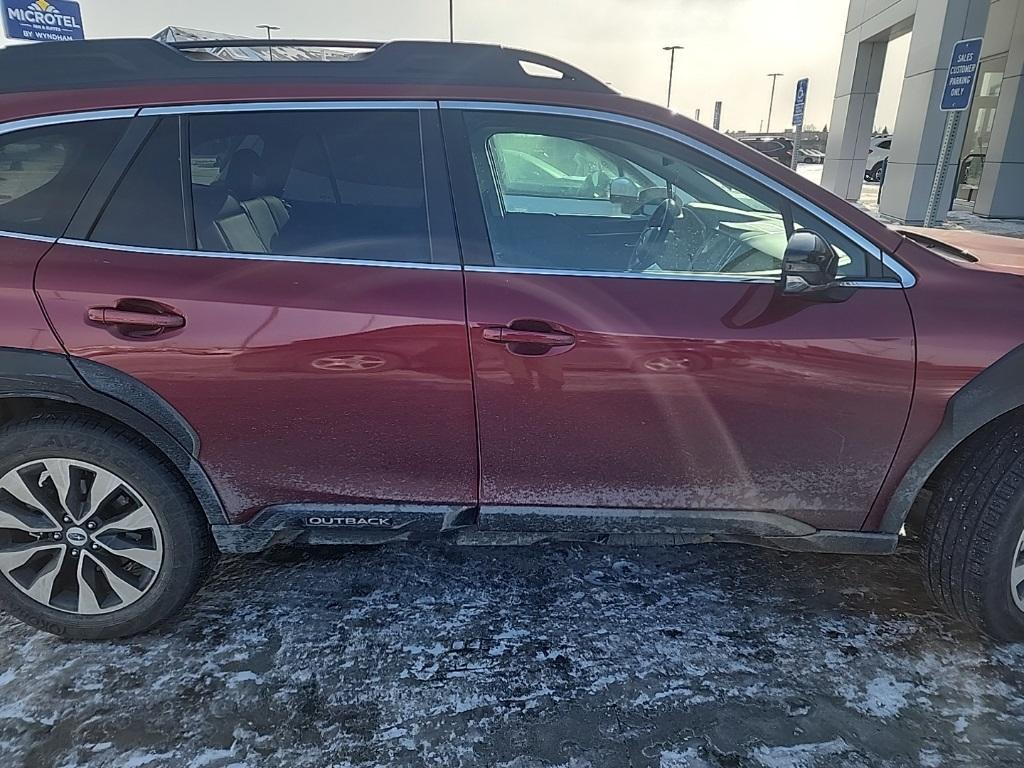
[921, 416, 1024, 640]
[0, 414, 215, 639]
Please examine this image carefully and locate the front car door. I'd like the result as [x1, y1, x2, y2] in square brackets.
[442, 103, 915, 533]
[37, 103, 477, 524]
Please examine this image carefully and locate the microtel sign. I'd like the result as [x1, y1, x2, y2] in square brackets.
[4, 0, 84, 42]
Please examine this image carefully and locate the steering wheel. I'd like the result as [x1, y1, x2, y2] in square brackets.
[629, 199, 710, 273]
[628, 198, 681, 272]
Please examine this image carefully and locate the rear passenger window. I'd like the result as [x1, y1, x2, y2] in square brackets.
[0, 120, 127, 237]
[187, 110, 432, 263]
[90, 118, 187, 249]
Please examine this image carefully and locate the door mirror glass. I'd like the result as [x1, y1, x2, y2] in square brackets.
[781, 230, 839, 294]
[608, 175, 640, 203]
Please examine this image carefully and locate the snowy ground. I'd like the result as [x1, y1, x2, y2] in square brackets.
[797, 164, 1024, 239]
[2, 539, 1024, 767]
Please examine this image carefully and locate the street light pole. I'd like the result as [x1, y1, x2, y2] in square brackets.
[663, 45, 684, 109]
[765, 72, 783, 133]
[448, 0, 454, 43]
[257, 24, 280, 62]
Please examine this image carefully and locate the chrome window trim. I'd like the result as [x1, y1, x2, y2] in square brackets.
[464, 264, 906, 288]
[55, 237, 460, 271]
[29, 100, 448, 270]
[441, 100, 916, 289]
[465, 265, 777, 284]
[139, 100, 436, 116]
[0, 108, 139, 138]
[0, 229, 56, 243]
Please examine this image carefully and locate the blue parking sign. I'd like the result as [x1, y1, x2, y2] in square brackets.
[792, 78, 808, 128]
[3, 0, 84, 42]
[941, 38, 983, 111]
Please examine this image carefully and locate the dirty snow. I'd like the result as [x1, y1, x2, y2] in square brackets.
[2, 538, 1023, 767]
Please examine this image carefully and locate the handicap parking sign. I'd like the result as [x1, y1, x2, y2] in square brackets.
[792, 78, 809, 127]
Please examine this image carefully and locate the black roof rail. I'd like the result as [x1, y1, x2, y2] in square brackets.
[0, 38, 614, 95]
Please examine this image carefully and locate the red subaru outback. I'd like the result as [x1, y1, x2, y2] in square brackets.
[1, 38, 1023, 641]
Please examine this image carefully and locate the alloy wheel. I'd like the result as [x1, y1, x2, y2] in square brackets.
[1011, 525, 1024, 613]
[0, 458, 163, 615]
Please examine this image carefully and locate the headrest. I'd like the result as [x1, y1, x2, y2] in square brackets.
[223, 148, 264, 200]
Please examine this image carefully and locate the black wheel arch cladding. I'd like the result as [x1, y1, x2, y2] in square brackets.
[882, 342, 1024, 533]
[0, 347, 228, 526]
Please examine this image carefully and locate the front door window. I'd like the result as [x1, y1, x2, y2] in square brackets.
[464, 112, 886, 281]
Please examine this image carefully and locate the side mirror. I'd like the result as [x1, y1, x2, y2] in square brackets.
[608, 176, 640, 203]
[781, 231, 839, 294]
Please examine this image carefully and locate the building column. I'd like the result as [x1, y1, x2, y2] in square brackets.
[975, 1, 1024, 218]
[823, 28, 887, 201]
[878, 0, 991, 223]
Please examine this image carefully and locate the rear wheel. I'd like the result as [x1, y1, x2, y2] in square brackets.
[868, 163, 884, 183]
[921, 417, 1024, 640]
[0, 414, 215, 639]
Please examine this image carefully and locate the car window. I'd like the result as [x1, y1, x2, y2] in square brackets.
[464, 112, 877, 280]
[488, 132, 665, 216]
[878, 139, 891, 150]
[280, 135, 336, 204]
[0, 120, 127, 237]
[188, 110, 432, 263]
[90, 118, 188, 250]
[466, 112, 791, 277]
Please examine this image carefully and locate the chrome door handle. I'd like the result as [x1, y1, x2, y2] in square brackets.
[87, 307, 185, 330]
[482, 327, 575, 347]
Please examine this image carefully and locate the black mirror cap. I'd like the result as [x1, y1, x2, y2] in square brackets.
[782, 230, 839, 289]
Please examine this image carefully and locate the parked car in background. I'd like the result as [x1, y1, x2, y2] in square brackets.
[2, 39, 1024, 643]
[798, 148, 825, 164]
[865, 135, 892, 181]
[738, 135, 794, 166]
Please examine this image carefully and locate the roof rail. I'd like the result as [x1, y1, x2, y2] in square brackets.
[167, 39, 385, 52]
[0, 38, 614, 95]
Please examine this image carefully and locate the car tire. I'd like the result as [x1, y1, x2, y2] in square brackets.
[921, 416, 1024, 640]
[869, 163, 884, 183]
[0, 413, 216, 640]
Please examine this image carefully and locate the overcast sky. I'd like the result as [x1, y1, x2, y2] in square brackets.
[3, 0, 910, 133]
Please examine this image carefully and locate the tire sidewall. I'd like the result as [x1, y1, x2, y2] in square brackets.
[980, 495, 1024, 639]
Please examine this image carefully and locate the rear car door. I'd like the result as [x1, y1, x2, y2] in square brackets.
[443, 104, 916, 533]
[36, 103, 477, 524]
[0, 115, 132, 356]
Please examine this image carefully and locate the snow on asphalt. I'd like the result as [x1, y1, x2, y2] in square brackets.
[2, 540, 1023, 767]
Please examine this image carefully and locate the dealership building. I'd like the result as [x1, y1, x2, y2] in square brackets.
[824, 0, 1023, 223]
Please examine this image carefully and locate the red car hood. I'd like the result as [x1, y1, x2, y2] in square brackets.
[898, 226, 1024, 276]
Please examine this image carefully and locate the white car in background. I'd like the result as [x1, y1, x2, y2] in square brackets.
[865, 135, 892, 182]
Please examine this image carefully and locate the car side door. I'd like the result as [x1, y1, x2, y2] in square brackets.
[36, 103, 478, 525]
[442, 103, 916, 533]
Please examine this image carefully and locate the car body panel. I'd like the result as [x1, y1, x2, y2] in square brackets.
[463, 271, 915, 531]
[0, 234, 64, 354]
[35, 242, 479, 522]
[897, 226, 1024, 276]
[864, 235, 1024, 529]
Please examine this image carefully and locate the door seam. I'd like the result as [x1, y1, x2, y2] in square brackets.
[436, 100, 485, 508]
